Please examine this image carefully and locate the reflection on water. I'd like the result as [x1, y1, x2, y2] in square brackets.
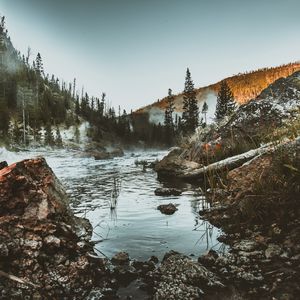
[0, 148, 223, 260]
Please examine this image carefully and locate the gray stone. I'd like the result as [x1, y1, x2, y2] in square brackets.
[111, 252, 130, 265]
[157, 203, 178, 215]
[265, 244, 282, 259]
[154, 187, 182, 196]
[44, 235, 61, 248]
[232, 240, 258, 252]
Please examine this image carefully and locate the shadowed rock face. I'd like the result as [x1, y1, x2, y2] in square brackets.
[0, 161, 8, 170]
[0, 157, 70, 219]
[0, 157, 106, 299]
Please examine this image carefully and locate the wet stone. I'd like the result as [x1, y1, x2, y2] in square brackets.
[157, 203, 178, 215]
[265, 244, 282, 259]
[111, 251, 130, 265]
[154, 187, 182, 196]
[44, 235, 61, 248]
[232, 240, 258, 252]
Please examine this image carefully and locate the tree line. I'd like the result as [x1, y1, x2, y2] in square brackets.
[162, 68, 237, 145]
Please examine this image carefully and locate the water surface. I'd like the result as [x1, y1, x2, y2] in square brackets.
[0, 148, 223, 260]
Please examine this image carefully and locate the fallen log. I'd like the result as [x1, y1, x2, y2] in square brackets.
[179, 137, 300, 181]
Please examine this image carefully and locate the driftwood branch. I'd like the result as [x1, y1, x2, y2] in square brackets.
[0, 270, 40, 289]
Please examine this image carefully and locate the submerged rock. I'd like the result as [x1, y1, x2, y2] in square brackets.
[93, 150, 111, 160]
[157, 203, 178, 215]
[154, 187, 182, 196]
[109, 148, 124, 157]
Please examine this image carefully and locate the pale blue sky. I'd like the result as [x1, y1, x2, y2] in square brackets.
[1, 0, 299, 110]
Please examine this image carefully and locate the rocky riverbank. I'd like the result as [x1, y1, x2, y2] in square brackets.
[151, 70, 300, 299]
[199, 138, 300, 299]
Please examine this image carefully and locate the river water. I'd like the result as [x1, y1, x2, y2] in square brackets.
[0, 148, 223, 260]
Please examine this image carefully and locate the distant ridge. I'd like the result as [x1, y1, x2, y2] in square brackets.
[136, 62, 300, 115]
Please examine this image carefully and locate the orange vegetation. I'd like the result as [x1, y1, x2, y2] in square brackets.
[136, 62, 300, 114]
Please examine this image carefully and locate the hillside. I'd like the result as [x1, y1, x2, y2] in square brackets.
[136, 62, 300, 124]
[0, 17, 134, 148]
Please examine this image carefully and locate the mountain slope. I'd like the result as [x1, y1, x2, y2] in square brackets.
[136, 62, 300, 124]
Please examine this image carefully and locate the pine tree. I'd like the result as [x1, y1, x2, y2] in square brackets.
[182, 68, 199, 133]
[32, 123, 42, 143]
[215, 81, 236, 121]
[201, 101, 208, 126]
[0, 102, 9, 136]
[72, 78, 76, 98]
[164, 88, 175, 145]
[164, 89, 175, 128]
[55, 126, 63, 147]
[35, 53, 44, 77]
[44, 123, 54, 146]
[99, 93, 106, 117]
[75, 95, 80, 115]
[74, 125, 80, 144]
[11, 120, 22, 144]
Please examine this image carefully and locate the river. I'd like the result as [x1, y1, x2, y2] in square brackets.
[0, 147, 223, 260]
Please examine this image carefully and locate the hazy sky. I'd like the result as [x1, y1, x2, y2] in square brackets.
[1, 0, 299, 111]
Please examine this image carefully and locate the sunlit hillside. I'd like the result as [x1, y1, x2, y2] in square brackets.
[136, 62, 300, 115]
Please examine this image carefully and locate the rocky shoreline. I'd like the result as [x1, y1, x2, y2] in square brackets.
[153, 138, 300, 299]
[150, 71, 300, 299]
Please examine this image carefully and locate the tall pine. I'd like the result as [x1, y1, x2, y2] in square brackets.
[182, 68, 199, 133]
[215, 80, 236, 121]
[164, 88, 175, 145]
[201, 101, 208, 126]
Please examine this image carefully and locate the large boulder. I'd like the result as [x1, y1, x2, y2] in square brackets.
[0, 157, 71, 219]
[155, 148, 201, 179]
[0, 157, 107, 299]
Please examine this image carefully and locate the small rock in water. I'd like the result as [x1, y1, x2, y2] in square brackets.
[148, 255, 159, 264]
[154, 187, 182, 196]
[157, 203, 178, 215]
